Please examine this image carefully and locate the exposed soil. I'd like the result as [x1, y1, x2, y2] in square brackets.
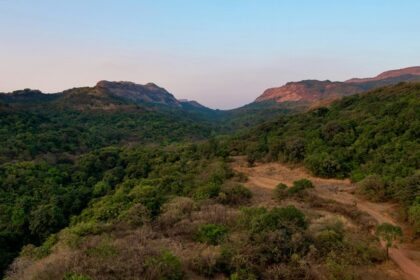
[231, 157, 420, 280]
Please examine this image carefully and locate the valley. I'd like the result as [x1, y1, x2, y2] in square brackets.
[0, 70, 419, 279]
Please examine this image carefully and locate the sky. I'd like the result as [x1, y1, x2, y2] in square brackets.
[1, 0, 419, 109]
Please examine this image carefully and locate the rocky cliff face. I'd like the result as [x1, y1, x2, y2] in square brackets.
[255, 66, 420, 105]
[255, 80, 361, 103]
[95, 81, 181, 107]
[346, 66, 420, 83]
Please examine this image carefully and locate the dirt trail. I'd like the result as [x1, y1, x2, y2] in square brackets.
[232, 157, 420, 280]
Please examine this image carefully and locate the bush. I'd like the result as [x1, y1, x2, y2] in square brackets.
[287, 179, 314, 197]
[92, 181, 111, 197]
[129, 185, 165, 216]
[357, 175, 387, 202]
[63, 273, 92, 280]
[217, 184, 252, 205]
[194, 183, 221, 200]
[144, 250, 184, 280]
[305, 153, 343, 178]
[118, 203, 150, 227]
[284, 137, 305, 162]
[158, 197, 197, 228]
[264, 256, 310, 280]
[190, 247, 223, 277]
[408, 200, 420, 236]
[293, 179, 314, 189]
[274, 183, 288, 201]
[240, 206, 307, 234]
[394, 173, 420, 211]
[20, 234, 58, 259]
[314, 229, 344, 256]
[195, 224, 228, 245]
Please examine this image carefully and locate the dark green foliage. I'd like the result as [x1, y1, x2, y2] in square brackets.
[145, 251, 184, 280]
[274, 183, 288, 201]
[376, 223, 403, 258]
[274, 180, 314, 200]
[217, 183, 252, 205]
[0, 144, 232, 274]
[195, 224, 228, 245]
[357, 175, 387, 202]
[408, 198, 420, 236]
[288, 179, 314, 195]
[394, 172, 420, 217]
[240, 206, 307, 234]
[194, 183, 222, 200]
[1, 82, 418, 278]
[0, 107, 215, 164]
[238, 83, 419, 179]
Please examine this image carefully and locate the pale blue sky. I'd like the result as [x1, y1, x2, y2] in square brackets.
[1, 0, 419, 109]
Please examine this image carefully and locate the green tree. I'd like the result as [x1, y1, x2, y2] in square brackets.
[376, 223, 402, 259]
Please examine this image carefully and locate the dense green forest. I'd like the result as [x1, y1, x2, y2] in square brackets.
[0, 82, 419, 279]
[0, 107, 215, 164]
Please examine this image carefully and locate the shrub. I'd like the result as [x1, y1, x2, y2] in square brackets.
[69, 221, 106, 237]
[86, 241, 117, 258]
[240, 206, 307, 234]
[92, 181, 111, 197]
[305, 153, 343, 178]
[394, 173, 420, 211]
[264, 256, 310, 280]
[357, 175, 387, 202]
[129, 185, 165, 216]
[293, 179, 314, 189]
[118, 203, 150, 227]
[217, 184, 252, 205]
[314, 229, 344, 256]
[284, 137, 305, 162]
[63, 273, 92, 280]
[190, 247, 223, 277]
[194, 183, 221, 200]
[273, 183, 288, 201]
[158, 197, 196, 228]
[144, 250, 184, 280]
[408, 200, 420, 236]
[195, 224, 228, 245]
[376, 223, 403, 259]
[287, 179, 314, 197]
[20, 234, 58, 259]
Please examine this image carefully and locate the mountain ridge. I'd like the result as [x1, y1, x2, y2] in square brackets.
[2, 66, 420, 116]
[254, 66, 420, 105]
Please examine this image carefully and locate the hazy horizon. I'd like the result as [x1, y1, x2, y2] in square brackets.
[1, 0, 420, 109]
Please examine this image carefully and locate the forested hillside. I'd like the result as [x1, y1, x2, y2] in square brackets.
[0, 106, 215, 164]
[225, 82, 420, 227]
[0, 82, 419, 279]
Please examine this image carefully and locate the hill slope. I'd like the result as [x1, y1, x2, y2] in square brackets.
[229, 82, 419, 218]
[1, 81, 419, 279]
[0, 81, 218, 164]
[254, 66, 420, 106]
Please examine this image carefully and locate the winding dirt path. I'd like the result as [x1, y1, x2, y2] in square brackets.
[232, 157, 420, 280]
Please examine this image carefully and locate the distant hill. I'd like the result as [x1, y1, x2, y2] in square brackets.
[238, 82, 420, 181]
[346, 66, 420, 83]
[2, 66, 420, 139]
[95, 80, 181, 107]
[254, 66, 420, 106]
[0, 81, 211, 111]
[0, 81, 220, 164]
